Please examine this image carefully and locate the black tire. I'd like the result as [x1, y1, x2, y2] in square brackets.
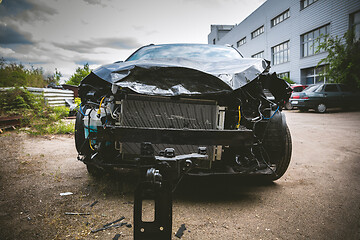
[86, 164, 105, 178]
[75, 111, 91, 155]
[316, 103, 327, 113]
[269, 126, 292, 181]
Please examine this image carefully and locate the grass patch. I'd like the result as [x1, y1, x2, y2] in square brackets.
[0, 87, 75, 135]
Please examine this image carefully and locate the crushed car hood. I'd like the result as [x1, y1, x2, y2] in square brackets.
[82, 57, 269, 96]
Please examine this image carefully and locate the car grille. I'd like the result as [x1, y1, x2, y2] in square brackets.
[118, 95, 218, 165]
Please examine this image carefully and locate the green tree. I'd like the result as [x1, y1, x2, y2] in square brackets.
[317, 29, 360, 89]
[0, 58, 46, 87]
[46, 68, 62, 85]
[282, 76, 295, 85]
[65, 63, 91, 86]
[54, 68, 62, 84]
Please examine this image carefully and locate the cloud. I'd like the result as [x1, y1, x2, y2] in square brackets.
[83, 0, 108, 7]
[54, 37, 142, 54]
[83, 0, 101, 5]
[0, 0, 57, 22]
[146, 30, 159, 36]
[133, 25, 145, 31]
[0, 23, 33, 45]
[0, 46, 50, 63]
[75, 60, 102, 66]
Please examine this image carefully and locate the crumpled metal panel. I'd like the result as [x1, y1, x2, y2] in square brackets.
[83, 57, 268, 96]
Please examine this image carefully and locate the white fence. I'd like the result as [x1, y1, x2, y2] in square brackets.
[0, 87, 74, 107]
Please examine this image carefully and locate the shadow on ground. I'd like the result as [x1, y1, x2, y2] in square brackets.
[85, 171, 280, 204]
[174, 175, 279, 202]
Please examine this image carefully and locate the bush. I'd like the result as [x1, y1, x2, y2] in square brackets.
[0, 87, 43, 113]
[0, 88, 74, 135]
[0, 59, 47, 88]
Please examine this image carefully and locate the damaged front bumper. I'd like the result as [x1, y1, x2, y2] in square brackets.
[92, 126, 253, 146]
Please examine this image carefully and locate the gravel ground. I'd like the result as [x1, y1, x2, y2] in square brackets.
[0, 109, 359, 239]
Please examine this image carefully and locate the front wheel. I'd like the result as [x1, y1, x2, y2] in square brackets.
[269, 126, 292, 181]
[86, 164, 105, 178]
[316, 103, 327, 113]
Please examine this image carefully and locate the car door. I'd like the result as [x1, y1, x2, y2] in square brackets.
[323, 84, 341, 107]
[338, 84, 355, 107]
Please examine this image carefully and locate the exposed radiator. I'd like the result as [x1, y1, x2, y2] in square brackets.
[117, 95, 219, 167]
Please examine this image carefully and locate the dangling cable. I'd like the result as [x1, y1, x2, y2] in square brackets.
[89, 139, 95, 150]
[235, 105, 241, 129]
[97, 96, 105, 115]
[263, 106, 279, 120]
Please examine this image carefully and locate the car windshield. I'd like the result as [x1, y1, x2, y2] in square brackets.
[304, 84, 322, 92]
[126, 44, 243, 62]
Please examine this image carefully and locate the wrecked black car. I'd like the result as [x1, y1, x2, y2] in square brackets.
[75, 44, 292, 182]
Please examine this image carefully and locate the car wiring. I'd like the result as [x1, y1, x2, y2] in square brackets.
[89, 139, 95, 150]
[258, 144, 277, 176]
[79, 104, 87, 116]
[98, 96, 106, 114]
[263, 106, 279, 120]
[235, 105, 241, 129]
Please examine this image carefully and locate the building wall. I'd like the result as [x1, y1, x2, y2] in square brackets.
[208, 25, 234, 44]
[209, 0, 360, 84]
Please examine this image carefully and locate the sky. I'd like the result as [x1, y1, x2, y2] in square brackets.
[0, 0, 266, 82]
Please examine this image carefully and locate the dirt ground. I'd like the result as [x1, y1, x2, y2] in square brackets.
[1, 109, 360, 240]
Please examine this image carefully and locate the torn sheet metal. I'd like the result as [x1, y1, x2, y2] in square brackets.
[82, 53, 268, 97]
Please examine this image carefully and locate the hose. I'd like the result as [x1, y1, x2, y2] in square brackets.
[97, 96, 105, 115]
[263, 106, 279, 120]
[235, 105, 241, 129]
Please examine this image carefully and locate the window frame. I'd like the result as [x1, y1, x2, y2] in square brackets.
[251, 25, 264, 39]
[277, 72, 290, 79]
[251, 51, 264, 59]
[237, 37, 246, 47]
[271, 9, 290, 27]
[301, 65, 328, 85]
[301, 24, 330, 58]
[271, 40, 290, 65]
[300, 0, 318, 10]
[350, 10, 360, 41]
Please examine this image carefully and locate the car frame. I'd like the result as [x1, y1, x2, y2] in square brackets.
[75, 43, 294, 238]
[75, 43, 292, 181]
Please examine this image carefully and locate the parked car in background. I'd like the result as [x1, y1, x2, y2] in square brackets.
[291, 84, 308, 93]
[284, 84, 308, 110]
[289, 83, 360, 113]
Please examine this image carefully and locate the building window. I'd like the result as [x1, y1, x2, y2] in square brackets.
[301, 65, 328, 85]
[251, 51, 264, 58]
[301, 24, 330, 57]
[300, 0, 318, 10]
[277, 72, 290, 79]
[251, 25, 264, 39]
[271, 9, 290, 27]
[237, 37, 246, 47]
[350, 10, 360, 41]
[271, 41, 289, 65]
